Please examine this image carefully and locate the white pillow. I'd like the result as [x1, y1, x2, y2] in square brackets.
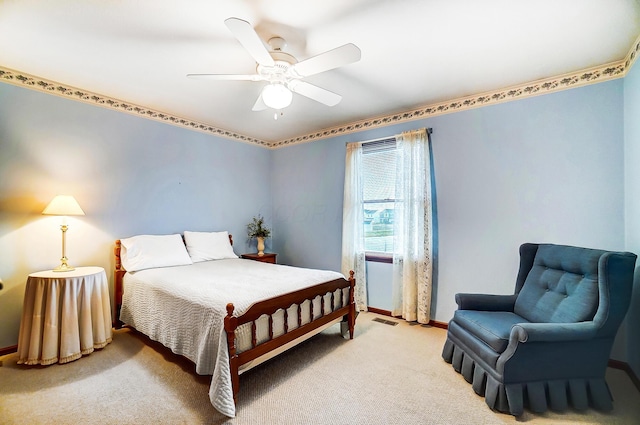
[120, 234, 193, 272]
[183, 231, 238, 262]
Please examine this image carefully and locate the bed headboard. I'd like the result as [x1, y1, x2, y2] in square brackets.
[113, 233, 233, 328]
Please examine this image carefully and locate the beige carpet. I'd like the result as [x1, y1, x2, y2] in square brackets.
[1, 312, 639, 425]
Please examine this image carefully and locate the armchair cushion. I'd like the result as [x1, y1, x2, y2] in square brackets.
[454, 310, 529, 353]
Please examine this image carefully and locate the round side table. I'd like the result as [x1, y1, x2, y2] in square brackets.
[17, 266, 113, 365]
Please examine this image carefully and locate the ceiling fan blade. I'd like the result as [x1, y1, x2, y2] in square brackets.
[224, 17, 275, 67]
[289, 80, 342, 106]
[187, 73, 262, 81]
[252, 94, 267, 111]
[292, 43, 361, 77]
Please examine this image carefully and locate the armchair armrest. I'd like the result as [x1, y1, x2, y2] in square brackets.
[455, 293, 517, 311]
[497, 321, 605, 378]
[511, 321, 598, 343]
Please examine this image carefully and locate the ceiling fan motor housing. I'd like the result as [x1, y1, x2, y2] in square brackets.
[257, 52, 300, 86]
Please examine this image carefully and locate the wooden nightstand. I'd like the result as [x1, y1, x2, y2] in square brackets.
[241, 253, 277, 264]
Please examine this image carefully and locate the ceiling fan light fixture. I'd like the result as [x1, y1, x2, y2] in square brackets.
[261, 83, 293, 110]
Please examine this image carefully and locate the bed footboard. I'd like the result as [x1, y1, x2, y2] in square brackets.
[224, 271, 356, 404]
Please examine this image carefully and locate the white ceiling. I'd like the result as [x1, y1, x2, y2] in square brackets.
[1, 0, 639, 145]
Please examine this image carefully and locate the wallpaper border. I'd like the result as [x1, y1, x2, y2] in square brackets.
[1, 34, 638, 149]
[274, 34, 639, 148]
[0, 68, 270, 148]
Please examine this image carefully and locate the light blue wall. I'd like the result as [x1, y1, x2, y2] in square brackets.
[1, 69, 636, 367]
[270, 140, 346, 270]
[271, 79, 628, 359]
[624, 59, 640, 377]
[0, 82, 272, 348]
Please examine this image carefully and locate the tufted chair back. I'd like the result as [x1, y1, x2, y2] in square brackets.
[514, 244, 602, 323]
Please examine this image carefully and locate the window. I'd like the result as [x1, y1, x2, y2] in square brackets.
[362, 138, 397, 258]
[342, 128, 433, 316]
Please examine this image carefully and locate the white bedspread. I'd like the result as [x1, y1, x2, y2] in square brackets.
[119, 259, 344, 417]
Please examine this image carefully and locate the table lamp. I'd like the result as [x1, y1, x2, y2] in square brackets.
[42, 195, 85, 272]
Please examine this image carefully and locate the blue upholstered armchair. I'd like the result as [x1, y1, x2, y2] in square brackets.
[441, 243, 637, 416]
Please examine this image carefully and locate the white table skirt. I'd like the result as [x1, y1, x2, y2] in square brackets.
[17, 266, 113, 365]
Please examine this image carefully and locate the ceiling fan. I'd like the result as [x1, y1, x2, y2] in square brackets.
[187, 17, 361, 113]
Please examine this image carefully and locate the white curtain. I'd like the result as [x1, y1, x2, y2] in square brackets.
[391, 128, 433, 324]
[341, 142, 368, 311]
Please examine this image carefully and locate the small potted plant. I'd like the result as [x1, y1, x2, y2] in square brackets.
[247, 215, 271, 256]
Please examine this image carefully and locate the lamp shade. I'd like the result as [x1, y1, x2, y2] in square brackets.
[42, 195, 85, 216]
[261, 83, 293, 110]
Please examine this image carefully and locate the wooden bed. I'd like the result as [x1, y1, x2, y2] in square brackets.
[113, 236, 356, 412]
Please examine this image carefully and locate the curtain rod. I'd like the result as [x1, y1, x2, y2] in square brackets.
[345, 127, 433, 145]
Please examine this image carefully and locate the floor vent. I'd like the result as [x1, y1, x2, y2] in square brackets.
[372, 317, 398, 326]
